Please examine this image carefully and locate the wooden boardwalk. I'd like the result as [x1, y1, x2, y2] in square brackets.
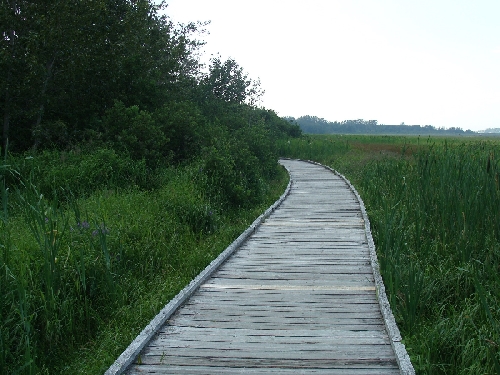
[106, 159, 413, 374]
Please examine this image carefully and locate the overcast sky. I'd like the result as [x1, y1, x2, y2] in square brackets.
[164, 0, 500, 131]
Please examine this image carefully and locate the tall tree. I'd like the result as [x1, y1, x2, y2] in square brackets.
[1, 0, 206, 151]
[202, 57, 264, 105]
[0, 0, 35, 150]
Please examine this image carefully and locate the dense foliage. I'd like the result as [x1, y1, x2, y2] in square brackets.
[0, 0, 300, 154]
[0, 1, 301, 373]
[362, 142, 500, 374]
[280, 135, 500, 374]
[293, 115, 475, 135]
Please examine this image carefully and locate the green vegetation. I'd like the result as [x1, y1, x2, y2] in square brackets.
[6, 1, 496, 374]
[1, 153, 291, 374]
[0, 1, 301, 374]
[280, 134, 500, 374]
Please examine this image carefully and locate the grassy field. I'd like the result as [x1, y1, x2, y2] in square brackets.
[279, 134, 500, 374]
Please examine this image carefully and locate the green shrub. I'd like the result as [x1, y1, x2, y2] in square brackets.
[101, 101, 168, 167]
[14, 148, 150, 200]
[164, 180, 219, 234]
[154, 101, 204, 163]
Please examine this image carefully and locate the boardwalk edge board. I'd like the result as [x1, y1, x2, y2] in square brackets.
[292, 158, 415, 375]
[104, 162, 293, 375]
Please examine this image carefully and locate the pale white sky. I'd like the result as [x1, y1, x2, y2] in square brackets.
[164, 0, 500, 131]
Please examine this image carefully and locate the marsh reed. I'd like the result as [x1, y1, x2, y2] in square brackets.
[281, 135, 500, 374]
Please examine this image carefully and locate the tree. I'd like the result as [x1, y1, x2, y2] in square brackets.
[0, 0, 39, 150]
[0, 0, 207, 151]
[201, 57, 264, 105]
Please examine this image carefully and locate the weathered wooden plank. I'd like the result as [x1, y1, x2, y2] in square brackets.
[201, 279, 376, 288]
[128, 364, 400, 375]
[139, 348, 398, 361]
[215, 264, 374, 272]
[190, 295, 380, 306]
[218, 262, 372, 268]
[156, 341, 394, 352]
[213, 272, 374, 280]
[157, 332, 391, 346]
[164, 319, 385, 331]
[159, 325, 389, 337]
[184, 305, 381, 315]
[127, 365, 400, 375]
[133, 355, 398, 369]
[177, 302, 384, 316]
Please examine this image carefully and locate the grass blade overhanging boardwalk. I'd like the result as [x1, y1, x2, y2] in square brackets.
[106, 159, 414, 374]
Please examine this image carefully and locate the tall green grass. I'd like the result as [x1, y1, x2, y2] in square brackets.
[281, 135, 500, 374]
[0, 150, 289, 374]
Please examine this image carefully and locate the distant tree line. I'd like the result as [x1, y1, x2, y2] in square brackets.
[480, 128, 500, 134]
[289, 116, 476, 135]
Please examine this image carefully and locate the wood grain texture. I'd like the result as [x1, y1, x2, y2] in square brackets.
[121, 159, 412, 374]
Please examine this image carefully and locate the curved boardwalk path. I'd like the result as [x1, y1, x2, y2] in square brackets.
[107, 159, 413, 374]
